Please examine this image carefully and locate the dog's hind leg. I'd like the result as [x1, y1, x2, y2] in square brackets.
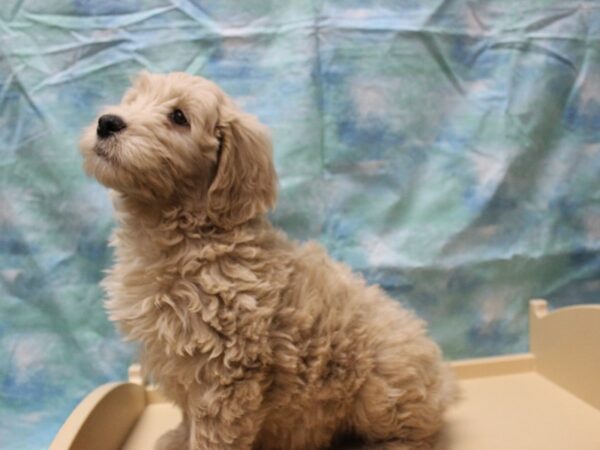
[347, 304, 458, 450]
[348, 369, 447, 450]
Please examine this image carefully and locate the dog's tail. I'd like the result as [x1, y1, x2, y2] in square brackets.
[439, 361, 462, 408]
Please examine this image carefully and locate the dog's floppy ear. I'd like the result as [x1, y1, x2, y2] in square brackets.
[207, 100, 277, 229]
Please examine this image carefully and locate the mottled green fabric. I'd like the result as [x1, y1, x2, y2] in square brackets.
[2, 1, 600, 448]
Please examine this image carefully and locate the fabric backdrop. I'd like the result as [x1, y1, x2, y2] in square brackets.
[2, 0, 600, 448]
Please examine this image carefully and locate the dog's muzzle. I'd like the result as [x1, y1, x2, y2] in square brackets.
[97, 114, 127, 139]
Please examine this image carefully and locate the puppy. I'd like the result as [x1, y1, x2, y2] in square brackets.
[80, 72, 457, 450]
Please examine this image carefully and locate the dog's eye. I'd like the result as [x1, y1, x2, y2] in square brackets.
[169, 109, 189, 126]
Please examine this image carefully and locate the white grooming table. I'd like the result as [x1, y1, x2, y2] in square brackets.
[50, 300, 600, 450]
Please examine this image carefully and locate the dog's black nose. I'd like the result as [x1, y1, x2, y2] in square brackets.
[97, 114, 127, 139]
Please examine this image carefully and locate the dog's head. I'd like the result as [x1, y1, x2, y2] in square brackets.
[80, 71, 277, 228]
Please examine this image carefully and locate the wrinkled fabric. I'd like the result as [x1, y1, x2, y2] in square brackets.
[2, 0, 600, 448]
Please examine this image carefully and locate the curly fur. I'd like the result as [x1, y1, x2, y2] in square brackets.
[80, 72, 458, 450]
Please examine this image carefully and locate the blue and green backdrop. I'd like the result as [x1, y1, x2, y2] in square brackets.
[2, 1, 600, 448]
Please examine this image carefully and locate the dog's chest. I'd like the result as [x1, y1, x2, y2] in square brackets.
[105, 235, 290, 371]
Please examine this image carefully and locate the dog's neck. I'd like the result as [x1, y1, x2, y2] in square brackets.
[110, 189, 208, 233]
[109, 189, 266, 252]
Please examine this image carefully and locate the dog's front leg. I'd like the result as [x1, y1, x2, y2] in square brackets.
[187, 376, 266, 450]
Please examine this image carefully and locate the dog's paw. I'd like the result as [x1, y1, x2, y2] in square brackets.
[343, 439, 433, 450]
[154, 425, 189, 450]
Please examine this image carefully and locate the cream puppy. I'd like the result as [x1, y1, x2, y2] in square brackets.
[80, 72, 457, 450]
